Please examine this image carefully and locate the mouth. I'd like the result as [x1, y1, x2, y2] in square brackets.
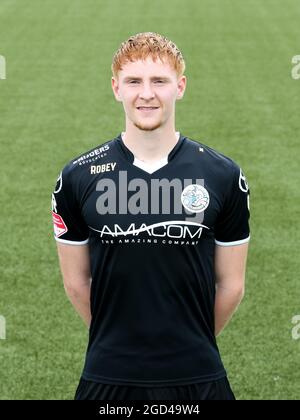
[136, 106, 159, 112]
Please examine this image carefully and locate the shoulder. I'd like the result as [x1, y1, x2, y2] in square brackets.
[184, 135, 242, 179]
[60, 137, 115, 181]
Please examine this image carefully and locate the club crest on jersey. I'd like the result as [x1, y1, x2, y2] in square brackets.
[181, 184, 210, 213]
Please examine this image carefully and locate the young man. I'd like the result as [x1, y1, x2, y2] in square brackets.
[51, 32, 250, 400]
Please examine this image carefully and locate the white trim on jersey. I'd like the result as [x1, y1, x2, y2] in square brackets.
[54, 236, 89, 245]
[214, 235, 250, 247]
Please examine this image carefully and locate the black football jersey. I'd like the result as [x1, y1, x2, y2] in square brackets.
[51, 132, 250, 387]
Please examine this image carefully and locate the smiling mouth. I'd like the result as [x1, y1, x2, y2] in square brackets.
[136, 107, 159, 112]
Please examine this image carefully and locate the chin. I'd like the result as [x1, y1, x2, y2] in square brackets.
[130, 114, 162, 130]
[134, 121, 163, 131]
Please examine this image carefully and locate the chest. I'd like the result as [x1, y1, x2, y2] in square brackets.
[79, 164, 225, 243]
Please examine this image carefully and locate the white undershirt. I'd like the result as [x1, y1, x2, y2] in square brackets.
[133, 156, 168, 174]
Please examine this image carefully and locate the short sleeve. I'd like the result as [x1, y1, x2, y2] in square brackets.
[214, 164, 250, 246]
[51, 166, 89, 245]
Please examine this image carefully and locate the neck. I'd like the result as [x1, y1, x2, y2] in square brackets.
[121, 128, 180, 163]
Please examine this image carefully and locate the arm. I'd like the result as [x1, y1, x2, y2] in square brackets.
[56, 242, 92, 328]
[214, 242, 249, 337]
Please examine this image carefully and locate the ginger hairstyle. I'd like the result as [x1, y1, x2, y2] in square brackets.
[111, 32, 186, 80]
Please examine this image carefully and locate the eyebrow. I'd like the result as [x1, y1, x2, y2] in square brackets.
[123, 76, 172, 82]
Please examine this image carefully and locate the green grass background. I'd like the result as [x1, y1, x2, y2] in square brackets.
[0, 0, 300, 400]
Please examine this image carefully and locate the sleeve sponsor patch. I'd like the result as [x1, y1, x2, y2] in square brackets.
[52, 211, 68, 237]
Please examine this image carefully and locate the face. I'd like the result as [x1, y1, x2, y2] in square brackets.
[111, 56, 186, 132]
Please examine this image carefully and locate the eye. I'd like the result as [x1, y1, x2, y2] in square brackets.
[129, 80, 139, 84]
[155, 80, 164, 84]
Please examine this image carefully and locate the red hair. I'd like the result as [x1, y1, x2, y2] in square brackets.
[111, 32, 186, 80]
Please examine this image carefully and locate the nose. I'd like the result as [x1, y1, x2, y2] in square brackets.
[139, 82, 155, 100]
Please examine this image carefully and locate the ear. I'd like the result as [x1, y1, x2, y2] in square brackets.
[177, 75, 187, 100]
[111, 77, 122, 102]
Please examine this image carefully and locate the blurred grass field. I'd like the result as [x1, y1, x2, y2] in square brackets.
[0, 0, 300, 400]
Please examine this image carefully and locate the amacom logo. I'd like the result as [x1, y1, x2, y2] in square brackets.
[90, 220, 208, 239]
